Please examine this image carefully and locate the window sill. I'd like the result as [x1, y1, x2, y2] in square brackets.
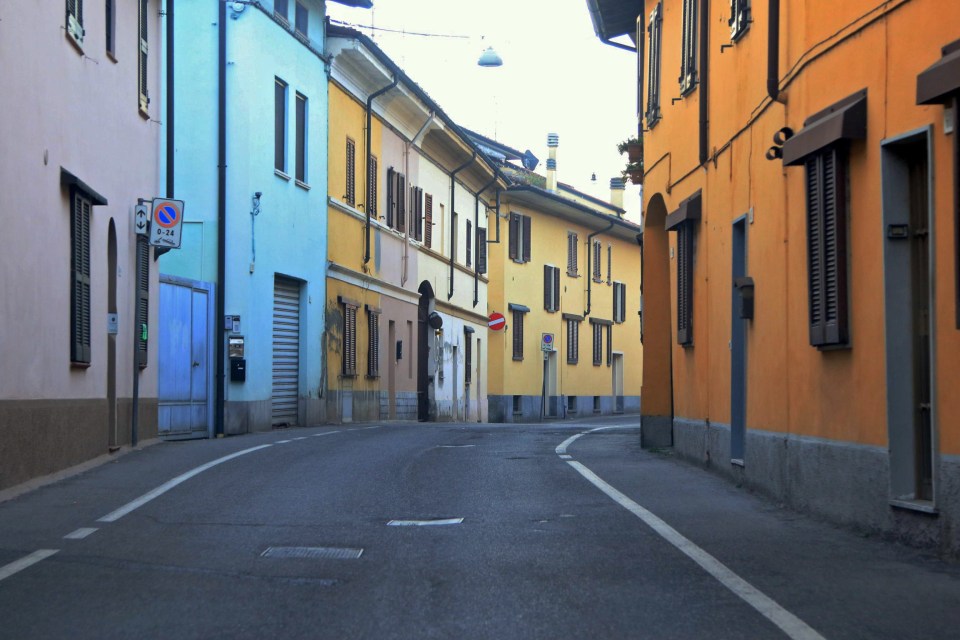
[295, 179, 310, 191]
[512, 356, 524, 362]
[731, 458, 744, 468]
[139, 107, 150, 121]
[65, 31, 85, 55]
[70, 361, 91, 370]
[365, 374, 379, 380]
[890, 499, 939, 515]
[275, 169, 292, 181]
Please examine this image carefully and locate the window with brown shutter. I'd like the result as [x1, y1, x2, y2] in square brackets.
[466, 220, 472, 267]
[464, 329, 473, 383]
[566, 317, 580, 364]
[368, 156, 378, 216]
[367, 308, 380, 378]
[386, 168, 396, 227]
[397, 173, 406, 233]
[510, 305, 528, 361]
[476, 227, 487, 274]
[522, 215, 531, 262]
[592, 322, 602, 366]
[425, 193, 433, 248]
[606, 325, 612, 367]
[805, 146, 849, 348]
[646, 2, 663, 128]
[677, 224, 694, 346]
[592, 240, 602, 282]
[543, 265, 560, 312]
[613, 281, 627, 323]
[509, 213, 531, 263]
[345, 138, 356, 206]
[680, 0, 699, 95]
[138, 0, 149, 113]
[342, 302, 358, 376]
[71, 190, 92, 364]
[411, 186, 423, 240]
[607, 245, 612, 284]
[567, 231, 578, 276]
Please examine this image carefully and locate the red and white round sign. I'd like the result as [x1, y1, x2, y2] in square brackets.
[488, 312, 506, 331]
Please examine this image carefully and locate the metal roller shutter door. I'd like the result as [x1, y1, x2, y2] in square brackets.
[272, 276, 300, 426]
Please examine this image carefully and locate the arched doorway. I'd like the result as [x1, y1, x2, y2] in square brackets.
[107, 220, 119, 450]
[641, 194, 673, 447]
[417, 281, 435, 421]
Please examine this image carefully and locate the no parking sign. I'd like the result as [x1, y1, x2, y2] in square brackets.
[150, 199, 185, 248]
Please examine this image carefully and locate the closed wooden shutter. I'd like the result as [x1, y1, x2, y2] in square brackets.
[275, 80, 287, 173]
[593, 322, 602, 365]
[367, 310, 379, 378]
[606, 325, 612, 366]
[521, 215, 532, 262]
[71, 192, 92, 364]
[368, 156, 377, 216]
[272, 277, 300, 426]
[138, 0, 148, 112]
[397, 173, 406, 232]
[567, 232, 578, 275]
[543, 265, 552, 311]
[806, 147, 848, 347]
[512, 310, 524, 360]
[476, 227, 487, 274]
[466, 220, 472, 266]
[607, 245, 612, 283]
[464, 331, 472, 383]
[136, 237, 150, 367]
[677, 224, 693, 345]
[567, 320, 579, 364]
[553, 266, 561, 312]
[593, 240, 602, 282]
[508, 213, 520, 260]
[613, 281, 621, 322]
[342, 303, 357, 376]
[412, 186, 423, 241]
[424, 194, 433, 248]
[386, 168, 396, 228]
[345, 138, 356, 206]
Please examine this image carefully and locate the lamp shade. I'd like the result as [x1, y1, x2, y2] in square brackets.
[477, 46, 503, 67]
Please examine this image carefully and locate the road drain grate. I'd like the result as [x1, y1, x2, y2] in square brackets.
[261, 546, 363, 560]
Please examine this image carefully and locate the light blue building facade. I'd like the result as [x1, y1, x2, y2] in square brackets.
[159, 0, 370, 436]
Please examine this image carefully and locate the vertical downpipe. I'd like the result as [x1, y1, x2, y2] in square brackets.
[767, 0, 783, 104]
[699, 0, 709, 166]
[215, 0, 227, 437]
[364, 75, 398, 265]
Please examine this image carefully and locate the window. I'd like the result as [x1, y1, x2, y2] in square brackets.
[592, 240, 603, 282]
[275, 79, 288, 174]
[136, 237, 150, 367]
[466, 220, 472, 267]
[345, 138, 356, 205]
[294, 2, 308, 40]
[105, 0, 115, 57]
[565, 316, 580, 364]
[452, 213, 458, 261]
[295, 93, 307, 184]
[424, 194, 433, 248]
[66, 0, 84, 46]
[680, 0, 699, 95]
[729, 0, 751, 41]
[607, 245, 612, 284]
[368, 156, 378, 217]
[341, 299, 358, 376]
[71, 190, 92, 364]
[677, 224, 695, 346]
[645, 2, 663, 128]
[476, 227, 487, 274]
[613, 282, 627, 323]
[543, 265, 561, 312]
[274, 0, 289, 22]
[411, 186, 424, 241]
[464, 328, 473, 384]
[510, 305, 528, 361]
[367, 307, 380, 378]
[138, 0, 149, 113]
[509, 213, 531, 263]
[386, 168, 405, 232]
[805, 146, 849, 348]
[606, 325, 612, 367]
[592, 321, 603, 366]
[567, 231, 579, 276]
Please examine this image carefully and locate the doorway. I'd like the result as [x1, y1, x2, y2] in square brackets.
[417, 281, 434, 421]
[730, 217, 747, 463]
[882, 128, 936, 504]
[612, 353, 624, 414]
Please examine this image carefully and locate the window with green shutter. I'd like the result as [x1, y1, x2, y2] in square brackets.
[71, 191, 92, 364]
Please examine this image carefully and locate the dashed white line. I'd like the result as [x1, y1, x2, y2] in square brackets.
[312, 431, 341, 437]
[97, 444, 273, 523]
[275, 440, 292, 444]
[559, 429, 826, 640]
[0, 550, 59, 582]
[63, 528, 98, 540]
[387, 518, 464, 526]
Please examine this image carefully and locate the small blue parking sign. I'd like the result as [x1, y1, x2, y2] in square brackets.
[541, 333, 555, 351]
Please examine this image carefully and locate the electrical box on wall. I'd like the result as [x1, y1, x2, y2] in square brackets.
[230, 358, 246, 382]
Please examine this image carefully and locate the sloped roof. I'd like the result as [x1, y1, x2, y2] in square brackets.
[586, 0, 642, 43]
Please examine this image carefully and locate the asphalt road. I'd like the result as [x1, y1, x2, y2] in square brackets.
[0, 417, 958, 639]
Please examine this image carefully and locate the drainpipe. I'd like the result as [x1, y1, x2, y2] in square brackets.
[584, 220, 615, 317]
[364, 74, 398, 266]
[699, 0, 710, 166]
[474, 174, 498, 308]
[767, 0, 784, 104]
[214, 0, 227, 437]
[166, 0, 174, 200]
[448, 153, 475, 300]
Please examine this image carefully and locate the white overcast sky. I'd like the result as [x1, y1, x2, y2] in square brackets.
[326, 0, 642, 221]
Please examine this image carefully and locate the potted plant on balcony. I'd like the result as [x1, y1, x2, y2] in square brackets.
[617, 136, 643, 163]
[622, 161, 644, 185]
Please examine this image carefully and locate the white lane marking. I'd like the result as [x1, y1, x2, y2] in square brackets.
[565, 459, 827, 640]
[292, 437, 308, 441]
[387, 518, 464, 526]
[556, 425, 626, 455]
[559, 454, 572, 460]
[312, 431, 341, 437]
[438, 444, 476, 449]
[355, 426, 382, 431]
[97, 444, 273, 523]
[63, 528, 98, 540]
[0, 550, 59, 582]
[275, 440, 292, 444]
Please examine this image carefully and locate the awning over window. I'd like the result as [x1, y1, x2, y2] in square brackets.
[782, 90, 867, 167]
[665, 190, 702, 231]
[60, 167, 108, 205]
[508, 303, 530, 313]
[917, 40, 960, 105]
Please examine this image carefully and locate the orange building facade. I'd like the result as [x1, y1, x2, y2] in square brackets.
[590, 0, 960, 555]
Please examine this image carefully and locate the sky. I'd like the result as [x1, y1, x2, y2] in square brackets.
[326, 0, 642, 221]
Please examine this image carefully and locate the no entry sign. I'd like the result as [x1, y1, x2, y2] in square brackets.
[488, 312, 506, 331]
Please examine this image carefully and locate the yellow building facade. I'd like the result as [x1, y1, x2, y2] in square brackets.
[484, 134, 644, 421]
[590, 0, 960, 554]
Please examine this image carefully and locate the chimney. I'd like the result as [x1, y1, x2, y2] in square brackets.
[610, 177, 626, 210]
[546, 133, 559, 192]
